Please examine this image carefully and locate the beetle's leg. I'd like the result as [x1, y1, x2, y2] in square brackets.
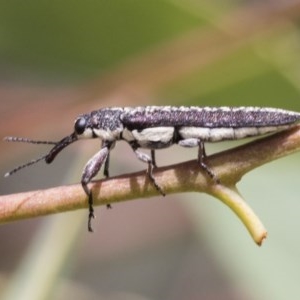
[178, 138, 219, 183]
[81, 146, 110, 232]
[102, 152, 112, 209]
[103, 152, 110, 178]
[151, 149, 157, 168]
[197, 140, 218, 182]
[131, 146, 165, 196]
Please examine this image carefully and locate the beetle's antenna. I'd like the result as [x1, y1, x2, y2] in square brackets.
[4, 154, 49, 177]
[4, 136, 57, 145]
[3, 133, 78, 177]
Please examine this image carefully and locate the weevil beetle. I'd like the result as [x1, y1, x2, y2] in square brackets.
[4, 106, 300, 231]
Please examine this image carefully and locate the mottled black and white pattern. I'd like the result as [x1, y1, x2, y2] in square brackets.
[75, 106, 300, 146]
[5, 106, 300, 232]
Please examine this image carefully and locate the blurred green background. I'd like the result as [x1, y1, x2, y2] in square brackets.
[1, 1, 300, 299]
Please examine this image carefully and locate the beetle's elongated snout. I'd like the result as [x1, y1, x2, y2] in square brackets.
[45, 132, 78, 164]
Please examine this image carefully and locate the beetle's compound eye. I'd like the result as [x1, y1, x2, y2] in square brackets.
[74, 117, 87, 135]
